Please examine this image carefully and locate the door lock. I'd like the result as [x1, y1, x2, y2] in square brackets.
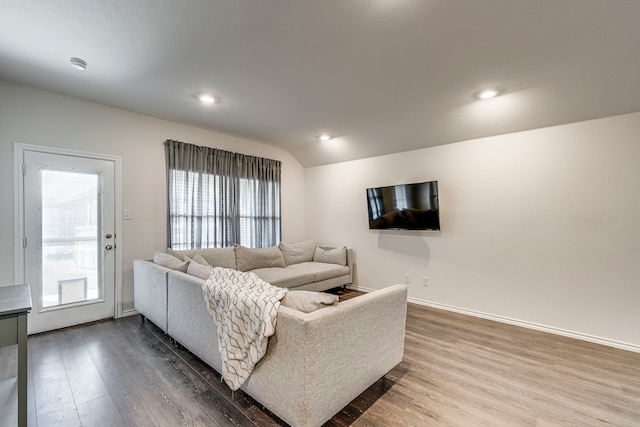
[105, 233, 113, 239]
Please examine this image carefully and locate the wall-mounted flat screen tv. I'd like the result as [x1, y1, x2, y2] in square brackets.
[366, 181, 440, 230]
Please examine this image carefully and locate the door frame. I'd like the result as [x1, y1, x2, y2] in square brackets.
[13, 143, 124, 319]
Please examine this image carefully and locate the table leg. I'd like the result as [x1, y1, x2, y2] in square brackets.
[17, 313, 27, 427]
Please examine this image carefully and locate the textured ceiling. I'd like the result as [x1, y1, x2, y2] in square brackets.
[1, 0, 639, 167]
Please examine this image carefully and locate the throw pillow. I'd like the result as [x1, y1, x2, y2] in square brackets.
[313, 246, 347, 266]
[187, 260, 214, 280]
[234, 245, 286, 272]
[192, 253, 210, 266]
[167, 247, 236, 269]
[281, 291, 339, 313]
[153, 251, 189, 272]
[279, 240, 317, 266]
[166, 247, 190, 261]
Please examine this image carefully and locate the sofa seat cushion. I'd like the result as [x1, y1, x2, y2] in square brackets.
[285, 262, 350, 282]
[251, 267, 315, 289]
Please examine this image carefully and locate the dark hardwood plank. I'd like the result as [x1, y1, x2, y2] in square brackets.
[76, 394, 125, 427]
[83, 318, 254, 427]
[141, 315, 285, 427]
[23, 288, 640, 426]
[29, 334, 79, 423]
[59, 345, 110, 406]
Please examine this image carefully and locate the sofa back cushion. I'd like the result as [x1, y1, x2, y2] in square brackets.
[198, 247, 236, 269]
[167, 246, 236, 269]
[279, 240, 317, 266]
[235, 245, 286, 272]
[167, 248, 200, 262]
[313, 246, 347, 266]
[191, 253, 210, 266]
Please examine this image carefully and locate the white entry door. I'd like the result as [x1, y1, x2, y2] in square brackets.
[21, 149, 117, 334]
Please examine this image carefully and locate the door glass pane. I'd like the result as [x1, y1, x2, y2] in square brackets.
[41, 170, 101, 308]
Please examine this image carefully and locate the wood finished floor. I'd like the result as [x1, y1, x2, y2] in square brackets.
[3, 288, 639, 426]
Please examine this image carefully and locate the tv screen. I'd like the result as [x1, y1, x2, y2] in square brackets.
[366, 181, 440, 230]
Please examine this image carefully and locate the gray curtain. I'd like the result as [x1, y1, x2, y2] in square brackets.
[164, 140, 281, 249]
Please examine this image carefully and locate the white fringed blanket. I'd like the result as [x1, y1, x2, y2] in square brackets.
[202, 267, 288, 391]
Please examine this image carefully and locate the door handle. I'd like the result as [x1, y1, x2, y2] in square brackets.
[105, 244, 113, 250]
[105, 233, 113, 239]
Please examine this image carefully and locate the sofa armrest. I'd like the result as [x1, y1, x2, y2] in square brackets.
[133, 259, 171, 332]
[166, 270, 224, 372]
[304, 283, 406, 424]
[315, 245, 354, 284]
[244, 284, 407, 427]
[346, 248, 354, 283]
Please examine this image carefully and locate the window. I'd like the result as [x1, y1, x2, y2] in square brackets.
[165, 140, 281, 249]
[367, 188, 384, 220]
[394, 185, 408, 210]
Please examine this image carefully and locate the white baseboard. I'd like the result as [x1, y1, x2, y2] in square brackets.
[348, 286, 640, 354]
[120, 308, 139, 318]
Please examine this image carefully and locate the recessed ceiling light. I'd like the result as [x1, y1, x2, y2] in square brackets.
[319, 134, 332, 141]
[69, 57, 87, 71]
[476, 88, 500, 100]
[198, 94, 216, 105]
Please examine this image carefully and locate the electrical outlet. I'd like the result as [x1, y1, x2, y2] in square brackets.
[404, 274, 411, 284]
[422, 276, 429, 287]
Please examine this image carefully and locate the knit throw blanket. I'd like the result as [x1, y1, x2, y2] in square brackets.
[202, 267, 288, 391]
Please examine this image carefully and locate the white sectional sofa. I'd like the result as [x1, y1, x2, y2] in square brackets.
[133, 242, 408, 427]
[134, 241, 354, 332]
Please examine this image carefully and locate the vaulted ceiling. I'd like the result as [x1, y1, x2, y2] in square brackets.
[1, 1, 639, 167]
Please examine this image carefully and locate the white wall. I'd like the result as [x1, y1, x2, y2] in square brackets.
[306, 112, 640, 349]
[3, 79, 638, 349]
[0, 80, 306, 311]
